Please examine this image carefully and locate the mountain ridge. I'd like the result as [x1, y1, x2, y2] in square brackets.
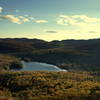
[0, 38, 100, 71]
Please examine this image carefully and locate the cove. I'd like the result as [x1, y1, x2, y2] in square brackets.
[19, 61, 67, 72]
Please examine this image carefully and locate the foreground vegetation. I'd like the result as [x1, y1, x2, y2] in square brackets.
[0, 71, 100, 100]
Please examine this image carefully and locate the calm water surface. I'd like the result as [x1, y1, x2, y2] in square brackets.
[20, 61, 67, 71]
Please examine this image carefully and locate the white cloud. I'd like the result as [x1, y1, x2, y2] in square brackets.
[0, 15, 22, 24]
[0, 15, 30, 24]
[19, 16, 24, 19]
[23, 18, 30, 22]
[57, 14, 100, 35]
[0, 7, 48, 24]
[19, 16, 30, 23]
[0, 13, 48, 24]
[35, 20, 48, 23]
[19, 16, 48, 24]
[57, 14, 100, 26]
[0, 7, 3, 13]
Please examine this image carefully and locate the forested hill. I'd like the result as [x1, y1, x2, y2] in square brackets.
[0, 38, 100, 71]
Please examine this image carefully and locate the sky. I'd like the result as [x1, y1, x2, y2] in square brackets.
[0, 0, 100, 41]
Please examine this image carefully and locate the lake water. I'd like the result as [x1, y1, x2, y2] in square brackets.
[20, 61, 67, 72]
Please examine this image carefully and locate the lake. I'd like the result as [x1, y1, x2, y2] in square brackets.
[19, 61, 67, 72]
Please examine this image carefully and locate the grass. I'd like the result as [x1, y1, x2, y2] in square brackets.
[0, 71, 100, 100]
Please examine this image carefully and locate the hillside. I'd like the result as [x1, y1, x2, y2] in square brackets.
[0, 38, 100, 71]
[0, 54, 22, 70]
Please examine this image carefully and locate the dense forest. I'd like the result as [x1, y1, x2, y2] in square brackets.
[0, 38, 100, 71]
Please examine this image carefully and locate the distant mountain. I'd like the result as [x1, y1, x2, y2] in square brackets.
[0, 38, 46, 53]
[0, 38, 100, 71]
